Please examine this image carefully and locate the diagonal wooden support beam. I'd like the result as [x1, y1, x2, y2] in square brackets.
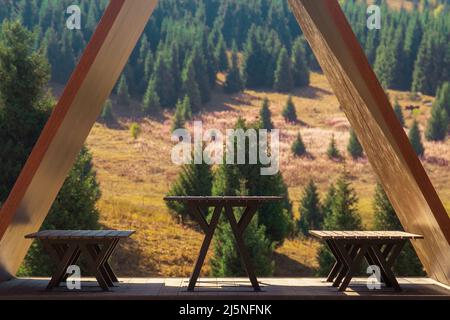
[0, 0, 159, 280]
[288, 0, 450, 284]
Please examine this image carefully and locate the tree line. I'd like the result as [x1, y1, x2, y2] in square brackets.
[2, 0, 448, 115]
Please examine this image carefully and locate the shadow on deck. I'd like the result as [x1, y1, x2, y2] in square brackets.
[0, 278, 449, 300]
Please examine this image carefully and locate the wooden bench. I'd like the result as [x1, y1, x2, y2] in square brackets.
[310, 231, 424, 292]
[25, 230, 135, 291]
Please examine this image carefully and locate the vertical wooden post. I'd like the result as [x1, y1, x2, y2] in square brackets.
[288, 0, 450, 284]
[0, 0, 159, 280]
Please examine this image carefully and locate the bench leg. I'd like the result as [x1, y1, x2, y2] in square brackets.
[368, 242, 404, 292]
[334, 242, 367, 292]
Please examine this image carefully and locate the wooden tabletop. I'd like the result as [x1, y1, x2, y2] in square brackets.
[25, 230, 135, 240]
[309, 231, 424, 240]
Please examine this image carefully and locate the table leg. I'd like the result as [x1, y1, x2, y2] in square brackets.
[369, 241, 405, 291]
[79, 242, 117, 291]
[334, 242, 367, 292]
[224, 205, 261, 291]
[43, 242, 79, 290]
[188, 205, 223, 291]
[326, 240, 343, 282]
[332, 244, 357, 288]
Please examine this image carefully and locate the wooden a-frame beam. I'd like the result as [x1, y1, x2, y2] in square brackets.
[288, 0, 450, 284]
[0, 0, 448, 284]
[0, 0, 159, 280]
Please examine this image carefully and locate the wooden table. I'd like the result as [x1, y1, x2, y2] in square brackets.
[25, 230, 135, 291]
[310, 231, 424, 292]
[164, 196, 283, 291]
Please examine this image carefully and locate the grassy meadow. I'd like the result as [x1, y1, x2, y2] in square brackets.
[80, 72, 450, 277]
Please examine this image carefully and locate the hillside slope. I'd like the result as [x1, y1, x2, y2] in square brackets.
[84, 72, 449, 277]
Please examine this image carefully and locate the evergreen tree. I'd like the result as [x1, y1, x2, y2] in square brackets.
[347, 129, 364, 159]
[142, 79, 161, 114]
[151, 53, 176, 108]
[291, 132, 306, 157]
[318, 174, 362, 276]
[435, 82, 450, 115]
[323, 174, 362, 231]
[274, 47, 293, 92]
[426, 104, 448, 141]
[298, 180, 323, 236]
[0, 21, 100, 276]
[172, 101, 186, 132]
[212, 118, 293, 244]
[116, 74, 130, 106]
[182, 57, 202, 113]
[427, 82, 450, 140]
[215, 35, 229, 72]
[100, 99, 113, 123]
[259, 98, 274, 131]
[166, 150, 213, 220]
[373, 183, 425, 276]
[327, 134, 341, 159]
[224, 43, 243, 94]
[282, 96, 297, 123]
[178, 95, 192, 121]
[394, 99, 405, 127]
[291, 37, 310, 88]
[322, 183, 336, 221]
[409, 120, 425, 157]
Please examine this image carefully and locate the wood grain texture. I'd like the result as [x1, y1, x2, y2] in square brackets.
[288, 0, 450, 284]
[0, 0, 158, 280]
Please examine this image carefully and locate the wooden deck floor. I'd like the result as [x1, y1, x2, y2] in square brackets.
[0, 277, 449, 300]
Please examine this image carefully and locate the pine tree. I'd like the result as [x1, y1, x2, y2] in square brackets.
[435, 82, 450, 115]
[426, 104, 448, 141]
[327, 134, 341, 159]
[323, 174, 362, 231]
[215, 35, 228, 72]
[259, 98, 274, 131]
[212, 118, 293, 244]
[317, 174, 362, 276]
[282, 96, 297, 123]
[274, 47, 293, 92]
[142, 79, 161, 114]
[177, 95, 192, 121]
[426, 82, 450, 141]
[166, 150, 213, 221]
[0, 21, 100, 276]
[347, 129, 363, 159]
[100, 99, 113, 123]
[292, 132, 306, 157]
[291, 37, 310, 88]
[393, 99, 405, 127]
[322, 183, 336, 221]
[373, 183, 424, 276]
[116, 74, 130, 106]
[409, 120, 425, 157]
[224, 43, 243, 94]
[298, 180, 323, 236]
[182, 57, 202, 113]
[172, 101, 186, 132]
[151, 52, 176, 108]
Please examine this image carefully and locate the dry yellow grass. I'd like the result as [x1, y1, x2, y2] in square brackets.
[85, 72, 449, 277]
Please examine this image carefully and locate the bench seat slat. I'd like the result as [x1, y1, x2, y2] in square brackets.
[25, 230, 135, 240]
[310, 231, 423, 240]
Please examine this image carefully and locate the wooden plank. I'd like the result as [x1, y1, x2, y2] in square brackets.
[0, 0, 159, 281]
[288, 0, 450, 285]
